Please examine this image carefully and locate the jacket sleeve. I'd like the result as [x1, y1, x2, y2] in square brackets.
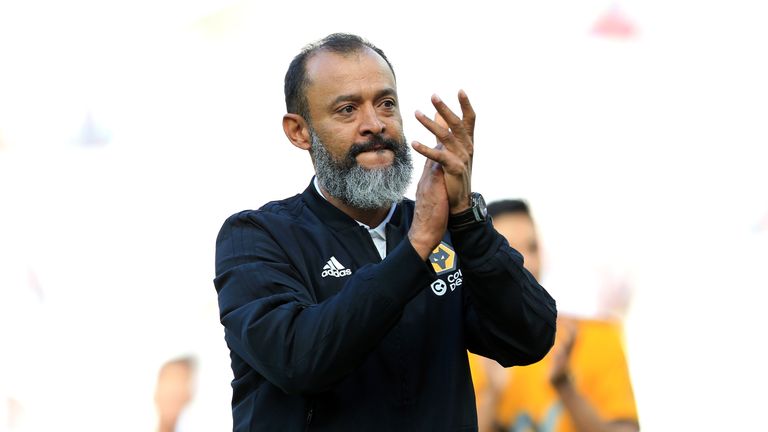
[453, 219, 557, 367]
[214, 211, 435, 395]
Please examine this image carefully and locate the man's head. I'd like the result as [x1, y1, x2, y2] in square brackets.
[284, 33, 395, 122]
[489, 200, 542, 279]
[282, 33, 412, 210]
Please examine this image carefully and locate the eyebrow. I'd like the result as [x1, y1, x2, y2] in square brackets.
[329, 87, 397, 109]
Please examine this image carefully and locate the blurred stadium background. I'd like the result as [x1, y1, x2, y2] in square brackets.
[1, 1, 766, 430]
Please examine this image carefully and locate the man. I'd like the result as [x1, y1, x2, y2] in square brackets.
[214, 33, 557, 431]
[470, 200, 639, 432]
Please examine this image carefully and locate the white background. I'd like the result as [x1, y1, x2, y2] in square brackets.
[1, 0, 767, 430]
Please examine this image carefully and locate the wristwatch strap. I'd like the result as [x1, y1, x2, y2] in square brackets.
[448, 192, 486, 231]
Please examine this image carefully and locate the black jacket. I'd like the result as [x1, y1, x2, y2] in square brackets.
[214, 181, 556, 431]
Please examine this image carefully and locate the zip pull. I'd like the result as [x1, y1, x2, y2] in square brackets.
[306, 407, 313, 425]
[305, 402, 314, 431]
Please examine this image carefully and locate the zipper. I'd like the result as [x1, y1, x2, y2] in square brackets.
[304, 400, 314, 431]
[357, 226, 383, 263]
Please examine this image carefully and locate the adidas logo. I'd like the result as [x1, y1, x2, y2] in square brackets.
[321, 256, 352, 278]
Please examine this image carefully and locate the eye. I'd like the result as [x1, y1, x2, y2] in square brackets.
[339, 105, 356, 114]
[381, 99, 396, 109]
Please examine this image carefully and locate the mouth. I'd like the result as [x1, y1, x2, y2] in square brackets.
[368, 143, 388, 152]
[350, 137, 397, 158]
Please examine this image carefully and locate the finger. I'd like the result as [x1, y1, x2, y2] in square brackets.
[559, 329, 577, 357]
[434, 112, 448, 129]
[411, 141, 449, 166]
[431, 94, 464, 134]
[458, 89, 476, 140]
[433, 113, 448, 145]
[415, 110, 454, 150]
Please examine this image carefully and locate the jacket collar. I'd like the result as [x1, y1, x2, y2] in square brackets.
[301, 178, 405, 232]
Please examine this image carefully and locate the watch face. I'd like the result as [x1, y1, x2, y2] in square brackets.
[473, 193, 488, 220]
[479, 197, 487, 218]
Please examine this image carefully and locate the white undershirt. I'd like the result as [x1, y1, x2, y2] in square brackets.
[313, 176, 396, 259]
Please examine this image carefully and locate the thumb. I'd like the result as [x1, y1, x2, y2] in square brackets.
[434, 113, 448, 145]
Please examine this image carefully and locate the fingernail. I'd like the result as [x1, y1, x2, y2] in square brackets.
[432, 94, 442, 103]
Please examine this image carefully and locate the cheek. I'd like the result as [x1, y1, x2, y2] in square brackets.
[527, 256, 541, 279]
[519, 249, 538, 269]
[386, 115, 404, 134]
[316, 126, 353, 153]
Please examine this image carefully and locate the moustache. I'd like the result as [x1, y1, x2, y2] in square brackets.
[348, 135, 403, 159]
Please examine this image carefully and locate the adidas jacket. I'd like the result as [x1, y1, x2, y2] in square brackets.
[214, 181, 557, 431]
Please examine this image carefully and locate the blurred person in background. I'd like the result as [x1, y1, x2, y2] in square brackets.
[154, 356, 195, 432]
[213, 33, 556, 431]
[471, 200, 639, 432]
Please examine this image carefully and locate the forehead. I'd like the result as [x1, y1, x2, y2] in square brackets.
[304, 48, 396, 105]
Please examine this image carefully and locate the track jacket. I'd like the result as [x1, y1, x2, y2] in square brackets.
[214, 180, 557, 431]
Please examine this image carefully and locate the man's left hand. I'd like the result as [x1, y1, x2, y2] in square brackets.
[411, 90, 476, 214]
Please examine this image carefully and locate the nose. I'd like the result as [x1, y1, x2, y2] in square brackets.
[359, 104, 385, 136]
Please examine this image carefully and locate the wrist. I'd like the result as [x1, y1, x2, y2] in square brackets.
[448, 192, 487, 231]
[407, 232, 438, 261]
[449, 195, 471, 215]
[449, 204, 471, 215]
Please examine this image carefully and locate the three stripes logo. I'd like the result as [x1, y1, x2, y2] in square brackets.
[321, 256, 352, 278]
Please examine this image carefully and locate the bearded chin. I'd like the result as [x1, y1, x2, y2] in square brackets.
[310, 129, 413, 210]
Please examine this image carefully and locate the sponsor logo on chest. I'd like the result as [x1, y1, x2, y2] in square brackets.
[428, 242, 463, 296]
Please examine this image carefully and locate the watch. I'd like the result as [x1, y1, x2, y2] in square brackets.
[448, 192, 488, 231]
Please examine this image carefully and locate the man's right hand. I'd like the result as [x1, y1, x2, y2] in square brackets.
[408, 153, 449, 261]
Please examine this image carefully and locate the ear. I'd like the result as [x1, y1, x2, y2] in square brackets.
[283, 113, 312, 151]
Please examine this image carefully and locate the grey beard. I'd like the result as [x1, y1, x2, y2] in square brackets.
[310, 128, 413, 210]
